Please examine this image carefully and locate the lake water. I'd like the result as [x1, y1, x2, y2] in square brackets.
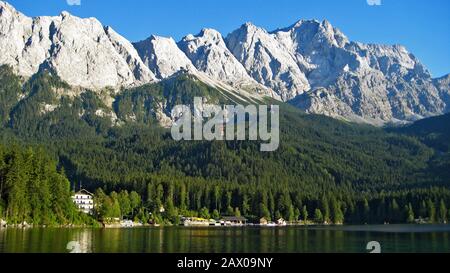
[0, 225, 449, 253]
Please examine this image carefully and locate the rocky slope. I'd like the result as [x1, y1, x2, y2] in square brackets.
[133, 35, 197, 79]
[227, 19, 448, 124]
[0, 1, 155, 90]
[226, 23, 311, 101]
[1, 1, 449, 125]
[176, 28, 272, 96]
[434, 74, 450, 112]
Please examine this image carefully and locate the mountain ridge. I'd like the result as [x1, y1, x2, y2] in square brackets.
[0, 1, 448, 126]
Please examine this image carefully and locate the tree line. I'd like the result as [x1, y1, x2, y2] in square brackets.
[91, 174, 450, 225]
[0, 144, 92, 225]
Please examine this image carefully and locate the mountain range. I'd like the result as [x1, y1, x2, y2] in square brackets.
[0, 1, 449, 125]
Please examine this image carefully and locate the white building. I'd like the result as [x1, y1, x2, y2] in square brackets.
[72, 189, 94, 214]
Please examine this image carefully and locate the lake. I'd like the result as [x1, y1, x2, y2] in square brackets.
[0, 225, 449, 253]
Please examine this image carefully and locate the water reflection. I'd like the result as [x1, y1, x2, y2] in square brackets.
[0, 225, 449, 253]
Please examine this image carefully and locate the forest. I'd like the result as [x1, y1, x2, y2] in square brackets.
[0, 65, 449, 225]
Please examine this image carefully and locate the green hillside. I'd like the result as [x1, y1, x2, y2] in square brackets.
[1, 65, 449, 224]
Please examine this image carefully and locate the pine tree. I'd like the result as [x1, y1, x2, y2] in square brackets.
[108, 192, 122, 219]
[259, 203, 271, 221]
[362, 198, 370, 224]
[268, 191, 275, 217]
[406, 203, 415, 223]
[427, 199, 436, 223]
[179, 183, 187, 210]
[129, 191, 141, 215]
[242, 193, 250, 216]
[331, 198, 344, 224]
[314, 209, 323, 223]
[199, 207, 210, 219]
[234, 207, 241, 217]
[438, 199, 447, 223]
[275, 210, 282, 221]
[166, 199, 179, 224]
[213, 185, 221, 212]
[419, 200, 427, 219]
[6, 150, 30, 224]
[390, 198, 400, 223]
[146, 182, 153, 205]
[155, 184, 164, 212]
[376, 197, 386, 223]
[94, 188, 107, 217]
[118, 191, 131, 218]
[50, 169, 74, 224]
[226, 191, 232, 212]
[286, 205, 295, 222]
[0, 146, 5, 205]
[294, 207, 300, 222]
[302, 205, 308, 223]
[212, 209, 220, 220]
[320, 196, 330, 223]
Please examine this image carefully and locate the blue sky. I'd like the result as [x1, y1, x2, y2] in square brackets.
[5, 0, 450, 77]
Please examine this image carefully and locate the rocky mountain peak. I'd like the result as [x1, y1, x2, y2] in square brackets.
[0, 2, 155, 90]
[133, 35, 197, 79]
[178, 28, 260, 87]
[198, 28, 223, 42]
[226, 21, 311, 100]
[278, 19, 349, 50]
[0, 1, 448, 125]
[60, 10, 71, 19]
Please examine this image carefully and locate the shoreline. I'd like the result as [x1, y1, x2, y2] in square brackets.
[1, 222, 445, 230]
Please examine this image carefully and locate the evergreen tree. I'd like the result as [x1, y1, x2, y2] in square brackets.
[419, 200, 427, 219]
[438, 199, 447, 223]
[320, 196, 330, 223]
[362, 198, 370, 224]
[179, 183, 187, 210]
[376, 197, 386, 223]
[294, 207, 301, 222]
[259, 203, 271, 221]
[234, 207, 241, 217]
[275, 210, 282, 220]
[212, 209, 220, 220]
[199, 207, 210, 219]
[302, 205, 308, 223]
[427, 199, 436, 223]
[118, 191, 131, 218]
[6, 150, 30, 223]
[129, 191, 141, 215]
[314, 209, 323, 223]
[213, 186, 221, 211]
[241, 193, 250, 216]
[405, 203, 415, 223]
[390, 198, 400, 223]
[331, 198, 344, 224]
[287, 205, 295, 222]
[155, 184, 164, 212]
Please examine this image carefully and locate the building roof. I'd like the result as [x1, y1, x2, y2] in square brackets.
[74, 189, 94, 196]
[222, 216, 248, 221]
